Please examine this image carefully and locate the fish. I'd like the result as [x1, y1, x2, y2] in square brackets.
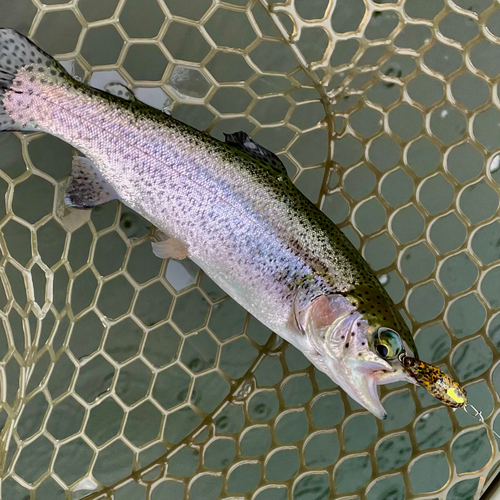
[0, 28, 423, 419]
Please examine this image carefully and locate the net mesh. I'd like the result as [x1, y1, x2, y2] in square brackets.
[1, 0, 500, 499]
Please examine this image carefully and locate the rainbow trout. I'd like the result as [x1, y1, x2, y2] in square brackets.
[0, 29, 426, 419]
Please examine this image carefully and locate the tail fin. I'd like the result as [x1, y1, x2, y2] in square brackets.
[0, 28, 66, 132]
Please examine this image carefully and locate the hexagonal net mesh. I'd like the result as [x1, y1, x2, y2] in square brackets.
[0, 0, 500, 499]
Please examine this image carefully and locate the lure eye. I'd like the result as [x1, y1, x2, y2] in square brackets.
[374, 328, 402, 360]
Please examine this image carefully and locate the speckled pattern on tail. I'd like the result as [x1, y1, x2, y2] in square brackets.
[0, 28, 67, 132]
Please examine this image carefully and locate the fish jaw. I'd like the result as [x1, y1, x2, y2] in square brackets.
[337, 358, 417, 419]
[313, 345, 391, 419]
[340, 360, 390, 419]
[310, 338, 417, 419]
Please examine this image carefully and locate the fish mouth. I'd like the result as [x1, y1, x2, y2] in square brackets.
[368, 372, 390, 419]
[344, 369, 388, 420]
[337, 361, 416, 420]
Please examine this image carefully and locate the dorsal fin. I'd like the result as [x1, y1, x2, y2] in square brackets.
[224, 131, 287, 176]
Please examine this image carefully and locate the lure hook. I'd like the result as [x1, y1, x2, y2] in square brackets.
[462, 403, 500, 441]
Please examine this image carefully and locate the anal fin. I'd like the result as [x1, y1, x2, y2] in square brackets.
[152, 237, 188, 260]
[65, 156, 118, 209]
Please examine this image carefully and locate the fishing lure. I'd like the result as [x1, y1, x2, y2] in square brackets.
[405, 357, 500, 440]
[382, 329, 500, 443]
[373, 330, 499, 441]
[372, 328, 468, 408]
[403, 355, 500, 443]
[400, 354, 467, 408]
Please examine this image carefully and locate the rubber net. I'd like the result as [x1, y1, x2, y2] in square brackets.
[0, 0, 500, 499]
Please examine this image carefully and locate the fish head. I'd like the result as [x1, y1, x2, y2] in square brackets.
[295, 288, 416, 419]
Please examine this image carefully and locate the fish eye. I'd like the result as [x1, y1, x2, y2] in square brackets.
[373, 328, 402, 360]
[376, 344, 389, 357]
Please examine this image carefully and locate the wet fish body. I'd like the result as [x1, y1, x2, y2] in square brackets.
[0, 29, 419, 418]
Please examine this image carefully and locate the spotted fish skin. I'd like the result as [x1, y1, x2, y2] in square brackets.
[0, 29, 417, 417]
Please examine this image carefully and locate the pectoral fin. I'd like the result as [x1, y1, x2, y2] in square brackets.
[152, 237, 188, 260]
[65, 156, 118, 209]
